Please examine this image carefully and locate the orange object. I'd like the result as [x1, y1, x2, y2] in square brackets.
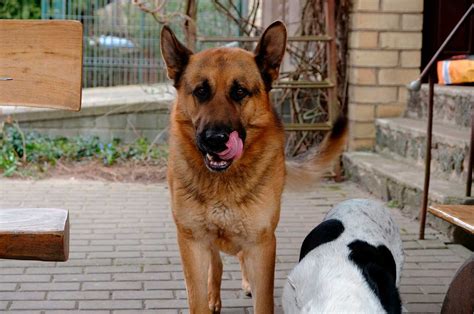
[437, 55, 474, 85]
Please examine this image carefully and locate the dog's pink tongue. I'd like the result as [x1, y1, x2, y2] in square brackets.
[217, 131, 243, 161]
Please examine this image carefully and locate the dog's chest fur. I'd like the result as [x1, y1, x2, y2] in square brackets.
[206, 203, 246, 236]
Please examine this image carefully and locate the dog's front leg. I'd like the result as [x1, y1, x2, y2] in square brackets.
[208, 246, 222, 313]
[243, 233, 276, 314]
[177, 231, 211, 314]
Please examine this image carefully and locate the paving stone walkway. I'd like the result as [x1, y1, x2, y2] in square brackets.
[0, 178, 472, 313]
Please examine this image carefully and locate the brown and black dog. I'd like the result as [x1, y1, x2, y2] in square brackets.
[160, 21, 347, 313]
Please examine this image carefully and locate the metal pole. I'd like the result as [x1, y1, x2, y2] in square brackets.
[466, 108, 473, 197]
[419, 72, 435, 240]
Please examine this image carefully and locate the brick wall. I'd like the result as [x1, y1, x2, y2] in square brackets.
[348, 0, 423, 150]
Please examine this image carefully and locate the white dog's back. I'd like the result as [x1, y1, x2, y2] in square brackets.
[283, 199, 404, 314]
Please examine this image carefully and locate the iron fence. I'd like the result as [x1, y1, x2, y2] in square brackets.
[41, 0, 240, 88]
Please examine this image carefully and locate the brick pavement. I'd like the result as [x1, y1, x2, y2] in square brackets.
[0, 178, 472, 313]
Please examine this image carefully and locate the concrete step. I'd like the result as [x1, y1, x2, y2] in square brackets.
[406, 84, 473, 128]
[343, 151, 474, 235]
[375, 117, 471, 184]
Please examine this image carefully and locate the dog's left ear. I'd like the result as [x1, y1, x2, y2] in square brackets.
[254, 21, 287, 91]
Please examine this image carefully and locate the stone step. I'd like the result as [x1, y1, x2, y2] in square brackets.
[343, 151, 474, 234]
[375, 117, 471, 184]
[406, 84, 473, 128]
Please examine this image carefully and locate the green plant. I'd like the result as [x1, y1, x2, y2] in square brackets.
[0, 0, 41, 19]
[0, 122, 168, 177]
[387, 199, 400, 208]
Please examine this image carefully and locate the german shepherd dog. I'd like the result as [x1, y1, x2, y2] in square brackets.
[160, 21, 347, 313]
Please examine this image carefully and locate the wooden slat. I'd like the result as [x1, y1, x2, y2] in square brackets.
[198, 35, 332, 42]
[0, 208, 69, 261]
[284, 122, 332, 131]
[428, 204, 474, 234]
[273, 80, 334, 89]
[0, 20, 83, 111]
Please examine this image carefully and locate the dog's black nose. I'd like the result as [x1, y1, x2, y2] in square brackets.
[200, 129, 229, 152]
[204, 129, 229, 147]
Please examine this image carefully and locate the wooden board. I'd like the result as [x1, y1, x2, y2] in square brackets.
[429, 204, 474, 234]
[0, 208, 69, 261]
[0, 20, 83, 111]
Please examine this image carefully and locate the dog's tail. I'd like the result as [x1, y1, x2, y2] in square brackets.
[285, 116, 348, 191]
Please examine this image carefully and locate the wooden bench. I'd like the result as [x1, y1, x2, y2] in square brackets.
[0, 20, 83, 261]
[429, 204, 474, 234]
[0, 209, 69, 261]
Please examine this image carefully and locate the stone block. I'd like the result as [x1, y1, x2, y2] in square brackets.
[378, 68, 420, 85]
[401, 51, 422, 67]
[349, 68, 377, 85]
[351, 13, 400, 30]
[95, 114, 128, 129]
[22, 119, 64, 129]
[63, 117, 95, 128]
[134, 113, 159, 129]
[350, 50, 399, 67]
[380, 32, 422, 49]
[353, 121, 376, 138]
[350, 85, 398, 103]
[352, 0, 380, 11]
[376, 103, 405, 118]
[402, 14, 423, 30]
[349, 103, 375, 121]
[399, 86, 410, 103]
[348, 137, 376, 151]
[381, 0, 423, 12]
[349, 31, 378, 48]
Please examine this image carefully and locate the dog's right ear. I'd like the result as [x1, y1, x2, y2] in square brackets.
[160, 25, 193, 84]
[254, 21, 287, 91]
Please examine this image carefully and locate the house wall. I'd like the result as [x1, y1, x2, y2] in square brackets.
[347, 0, 424, 150]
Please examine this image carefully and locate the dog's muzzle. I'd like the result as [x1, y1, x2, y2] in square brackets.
[197, 127, 244, 172]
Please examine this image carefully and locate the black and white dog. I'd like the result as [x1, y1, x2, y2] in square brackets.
[282, 199, 404, 314]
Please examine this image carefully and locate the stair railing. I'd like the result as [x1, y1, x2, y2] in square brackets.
[408, 4, 474, 240]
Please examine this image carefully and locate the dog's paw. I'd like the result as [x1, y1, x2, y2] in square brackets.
[242, 279, 252, 298]
[208, 293, 221, 313]
[208, 301, 221, 313]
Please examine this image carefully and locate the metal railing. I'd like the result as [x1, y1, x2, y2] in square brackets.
[408, 4, 474, 240]
[41, 0, 240, 88]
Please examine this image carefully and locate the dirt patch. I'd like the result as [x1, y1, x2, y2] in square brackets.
[7, 160, 167, 184]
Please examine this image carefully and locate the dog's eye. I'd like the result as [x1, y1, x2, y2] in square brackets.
[231, 87, 249, 101]
[193, 86, 210, 101]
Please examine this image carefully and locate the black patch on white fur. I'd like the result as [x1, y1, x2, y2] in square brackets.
[299, 219, 344, 261]
[348, 240, 401, 314]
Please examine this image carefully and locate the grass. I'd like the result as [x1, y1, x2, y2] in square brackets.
[0, 121, 168, 178]
[387, 199, 401, 208]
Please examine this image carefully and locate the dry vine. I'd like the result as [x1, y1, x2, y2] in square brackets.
[132, 0, 198, 50]
[212, 0, 351, 156]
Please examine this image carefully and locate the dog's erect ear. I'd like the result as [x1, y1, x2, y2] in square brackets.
[254, 21, 287, 91]
[160, 25, 193, 84]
